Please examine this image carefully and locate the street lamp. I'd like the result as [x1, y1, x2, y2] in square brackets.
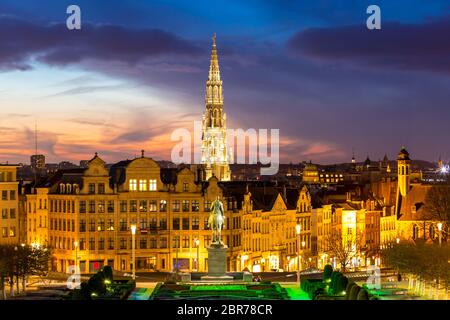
[195, 238, 200, 272]
[130, 224, 136, 280]
[296, 224, 301, 285]
[74, 241, 78, 271]
[396, 238, 400, 244]
[437, 223, 443, 247]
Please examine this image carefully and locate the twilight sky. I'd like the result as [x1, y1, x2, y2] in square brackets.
[0, 0, 450, 165]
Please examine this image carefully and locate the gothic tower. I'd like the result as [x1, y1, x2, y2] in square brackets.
[201, 34, 231, 181]
[397, 147, 410, 197]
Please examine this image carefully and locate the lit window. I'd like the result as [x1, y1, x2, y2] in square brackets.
[129, 179, 137, 191]
[139, 179, 147, 191]
[149, 179, 157, 191]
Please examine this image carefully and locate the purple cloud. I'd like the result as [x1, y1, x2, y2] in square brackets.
[288, 16, 450, 74]
[0, 16, 202, 70]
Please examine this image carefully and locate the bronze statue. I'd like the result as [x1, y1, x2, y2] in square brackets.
[208, 196, 225, 244]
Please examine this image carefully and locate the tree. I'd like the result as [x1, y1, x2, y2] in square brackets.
[324, 231, 364, 272]
[0, 244, 52, 298]
[424, 184, 450, 225]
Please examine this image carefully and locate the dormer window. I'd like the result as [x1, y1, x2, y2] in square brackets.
[139, 179, 147, 191]
[129, 179, 137, 191]
[183, 183, 189, 192]
[60, 184, 65, 194]
[149, 179, 157, 191]
[66, 184, 72, 194]
[88, 183, 95, 194]
[98, 183, 105, 194]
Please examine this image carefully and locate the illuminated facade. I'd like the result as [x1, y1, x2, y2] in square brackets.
[201, 34, 231, 181]
[0, 165, 19, 245]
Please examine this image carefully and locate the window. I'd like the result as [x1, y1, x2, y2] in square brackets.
[159, 218, 167, 230]
[120, 238, 127, 249]
[182, 236, 190, 248]
[140, 238, 147, 249]
[89, 238, 95, 250]
[10, 191, 15, 200]
[150, 238, 157, 249]
[98, 219, 105, 231]
[1, 209, 7, 219]
[172, 200, 180, 212]
[80, 220, 88, 232]
[204, 201, 211, 212]
[182, 218, 190, 230]
[150, 218, 157, 230]
[140, 218, 147, 230]
[9, 209, 16, 219]
[204, 235, 211, 248]
[120, 219, 127, 231]
[172, 236, 180, 248]
[149, 200, 157, 212]
[192, 217, 199, 230]
[98, 201, 105, 213]
[2, 191, 7, 200]
[120, 200, 127, 213]
[88, 183, 95, 194]
[89, 220, 95, 232]
[192, 200, 199, 212]
[160, 237, 167, 248]
[204, 217, 209, 230]
[139, 200, 147, 212]
[79, 239, 86, 250]
[107, 219, 114, 231]
[129, 179, 137, 191]
[2, 227, 7, 238]
[108, 238, 114, 250]
[107, 201, 114, 213]
[9, 227, 15, 237]
[149, 179, 157, 191]
[79, 201, 86, 213]
[98, 183, 105, 194]
[182, 200, 189, 212]
[183, 183, 189, 192]
[173, 218, 180, 230]
[139, 179, 147, 191]
[160, 200, 167, 212]
[89, 201, 95, 213]
[130, 200, 137, 213]
[98, 238, 105, 250]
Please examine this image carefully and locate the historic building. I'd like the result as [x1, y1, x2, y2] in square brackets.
[201, 34, 231, 182]
[26, 153, 227, 273]
[0, 165, 19, 245]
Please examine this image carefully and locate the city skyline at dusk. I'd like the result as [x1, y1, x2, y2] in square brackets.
[1, 0, 450, 165]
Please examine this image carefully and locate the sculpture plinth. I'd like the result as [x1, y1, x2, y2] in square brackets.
[201, 242, 233, 281]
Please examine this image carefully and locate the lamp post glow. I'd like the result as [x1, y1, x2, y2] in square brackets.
[261, 257, 265, 272]
[195, 238, 200, 271]
[296, 224, 301, 284]
[396, 238, 400, 244]
[130, 224, 136, 280]
[437, 223, 442, 247]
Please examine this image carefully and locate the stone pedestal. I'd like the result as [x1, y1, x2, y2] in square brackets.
[201, 243, 233, 281]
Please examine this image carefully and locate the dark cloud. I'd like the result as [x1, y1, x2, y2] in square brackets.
[287, 16, 450, 73]
[0, 16, 202, 70]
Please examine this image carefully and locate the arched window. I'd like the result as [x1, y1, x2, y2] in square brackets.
[429, 225, 435, 239]
[66, 184, 72, 194]
[412, 225, 419, 240]
[60, 183, 65, 194]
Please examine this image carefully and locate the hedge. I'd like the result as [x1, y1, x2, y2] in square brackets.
[323, 265, 333, 282]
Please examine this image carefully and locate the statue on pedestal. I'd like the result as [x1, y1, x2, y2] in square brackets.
[208, 196, 225, 245]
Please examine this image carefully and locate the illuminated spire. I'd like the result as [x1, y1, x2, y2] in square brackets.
[206, 33, 223, 105]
